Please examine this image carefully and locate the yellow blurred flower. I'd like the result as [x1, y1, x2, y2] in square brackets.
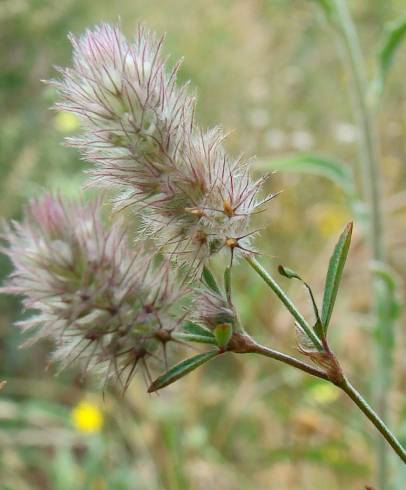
[90, 478, 107, 490]
[55, 111, 80, 133]
[312, 204, 350, 238]
[71, 400, 103, 433]
[308, 383, 339, 404]
[323, 445, 346, 464]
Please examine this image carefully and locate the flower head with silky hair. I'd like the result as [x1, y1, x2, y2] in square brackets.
[53, 24, 273, 271]
[1, 194, 186, 389]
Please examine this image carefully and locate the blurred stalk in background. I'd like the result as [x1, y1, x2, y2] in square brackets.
[262, 0, 405, 486]
[311, 2, 405, 486]
[324, 1, 389, 486]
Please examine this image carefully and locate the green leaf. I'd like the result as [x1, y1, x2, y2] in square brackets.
[213, 323, 233, 349]
[321, 222, 353, 332]
[176, 321, 216, 345]
[182, 321, 215, 339]
[202, 266, 221, 294]
[172, 332, 217, 345]
[278, 265, 323, 338]
[255, 153, 355, 194]
[373, 16, 406, 97]
[148, 351, 219, 392]
[313, 319, 324, 340]
[278, 265, 301, 280]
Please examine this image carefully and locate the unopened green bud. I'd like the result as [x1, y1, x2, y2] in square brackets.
[214, 323, 233, 349]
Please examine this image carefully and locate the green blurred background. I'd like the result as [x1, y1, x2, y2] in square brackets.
[1, 0, 406, 488]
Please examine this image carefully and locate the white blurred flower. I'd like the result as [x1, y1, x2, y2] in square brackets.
[248, 77, 269, 101]
[264, 128, 288, 151]
[291, 130, 314, 150]
[248, 107, 270, 129]
[333, 122, 359, 144]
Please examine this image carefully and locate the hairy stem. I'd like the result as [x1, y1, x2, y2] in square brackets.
[244, 255, 323, 351]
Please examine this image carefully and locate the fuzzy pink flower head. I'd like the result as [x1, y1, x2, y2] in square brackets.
[28, 194, 67, 237]
[0, 194, 187, 389]
[146, 128, 273, 270]
[51, 24, 194, 191]
[53, 24, 274, 272]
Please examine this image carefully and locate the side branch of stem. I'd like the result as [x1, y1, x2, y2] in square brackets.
[244, 255, 323, 351]
[242, 253, 406, 465]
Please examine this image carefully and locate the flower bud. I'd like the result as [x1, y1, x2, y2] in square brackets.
[192, 288, 236, 332]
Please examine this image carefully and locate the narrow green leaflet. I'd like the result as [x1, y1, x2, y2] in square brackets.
[255, 153, 355, 195]
[373, 16, 406, 97]
[202, 266, 221, 294]
[172, 333, 217, 345]
[321, 222, 353, 333]
[176, 321, 216, 345]
[278, 265, 301, 280]
[182, 321, 215, 339]
[278, 265, 323, 339]
[148, 351, 219, 392]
